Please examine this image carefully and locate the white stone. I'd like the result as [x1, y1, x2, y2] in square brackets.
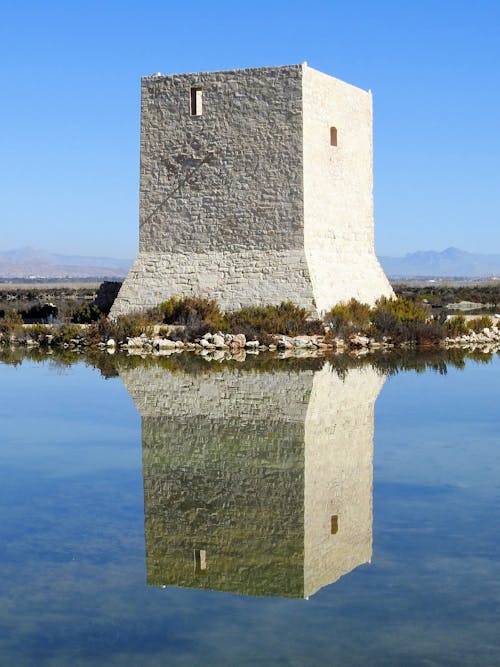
[212, 334, 226, 348]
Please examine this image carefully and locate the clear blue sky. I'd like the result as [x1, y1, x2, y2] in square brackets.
[1, 0, 499, 258]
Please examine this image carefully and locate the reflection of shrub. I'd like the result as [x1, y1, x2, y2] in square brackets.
[325, 299, 372, 336]
[71, 303, 101, 324]
[445, 314, 469, 337]
[467, 316, 493, 333]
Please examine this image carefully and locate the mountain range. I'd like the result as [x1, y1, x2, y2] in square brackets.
[1, 246, 500, 280]
[379, 247, 500, 278]
[0, 247, 132, 279]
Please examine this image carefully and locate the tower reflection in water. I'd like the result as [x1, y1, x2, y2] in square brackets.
[119, 361, 386, 599]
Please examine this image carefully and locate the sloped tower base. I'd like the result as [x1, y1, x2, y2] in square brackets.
[112, 248, 391, 316]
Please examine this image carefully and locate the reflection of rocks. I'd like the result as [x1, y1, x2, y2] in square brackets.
[119, 362, 386, 598]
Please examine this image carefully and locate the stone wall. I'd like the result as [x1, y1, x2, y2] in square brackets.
[111, 63, 393, 317]
[302, 65, 394, 309]
[112, 65, 314, 315]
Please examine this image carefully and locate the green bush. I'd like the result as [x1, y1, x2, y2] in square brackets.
[26, 324, 52, 345]
[374, 296, 429, 323]
[225, 302, 323, 340]
[445, 314, 469, 337]
[467, 315, 494, 333]
[325, 299, 372, 336]
[410, 321, 446, 347]
[159, 296, 225, 331]
[86, 312, 156, 344]
[0, 309, 24, 337]
[52, 323, 82, 345]
[71, 303, 102, 324]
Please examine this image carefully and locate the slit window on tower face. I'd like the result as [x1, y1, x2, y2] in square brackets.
[194, 549, 207, 573]
[330, 127, 338, 146]
[190, 87, 203, 116]
[331, 515, 339, 535]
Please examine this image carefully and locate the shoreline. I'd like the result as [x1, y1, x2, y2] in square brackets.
[3, 323, 500, 358]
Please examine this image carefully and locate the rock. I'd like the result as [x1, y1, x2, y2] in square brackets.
[202, 332, 213, 341]
[231, 333, 246, 348]
[245, 340, 259, 349]
[106, 338, 116, 347]
[349, 334, 370, 347]
[212, 333, 226, 348]
[200, 338, 215, 349]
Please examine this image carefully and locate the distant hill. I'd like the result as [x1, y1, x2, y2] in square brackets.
[2, 245, 500, 281]
[0, 247, 132, 279]
[379, 247, 500, 278]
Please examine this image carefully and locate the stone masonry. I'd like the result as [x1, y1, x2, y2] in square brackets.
[111, 63, 393, 316]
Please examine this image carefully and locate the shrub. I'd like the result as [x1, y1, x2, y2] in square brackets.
[85, 316, 115, 346]
[225, 302, 323, 339]
[445, 314, 469, 337]
[0, 309, 24, 337]
[467, 315, 494, 333]
[52, 323, 82, 345]
[26, 324, 52, 345]
[374, 296, 429, 323]
[71, 303, 102, 324]
[158, 296, 225, 331]
[86, 311, 157, 345]
[370, 308, 403, 340]
[411, 321, 446, 347]
[325, 299, 372, 336]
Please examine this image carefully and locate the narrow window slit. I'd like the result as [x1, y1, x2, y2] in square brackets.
[194, 549, 207, 573]
[190, 87, 203, 116]
[331, 515, 339, 535]
[330, 127, 338, 146]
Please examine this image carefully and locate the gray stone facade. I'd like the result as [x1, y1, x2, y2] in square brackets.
[111, 64, 393, 316]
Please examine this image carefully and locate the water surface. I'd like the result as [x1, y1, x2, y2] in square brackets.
[0, 353, 498, 666]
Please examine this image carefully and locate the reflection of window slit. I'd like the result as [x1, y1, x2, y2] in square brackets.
[194, 549, 207, 573]
[330, 126, 338, 146]
[331, 515, 339, 535]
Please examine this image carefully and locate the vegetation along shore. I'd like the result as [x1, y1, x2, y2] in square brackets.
[1, 283, 500, 357]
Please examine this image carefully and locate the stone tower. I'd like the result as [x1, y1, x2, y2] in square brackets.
[111, 63, 393, 316]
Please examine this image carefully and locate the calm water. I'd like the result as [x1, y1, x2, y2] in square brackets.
[0, 353, 499, 666]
